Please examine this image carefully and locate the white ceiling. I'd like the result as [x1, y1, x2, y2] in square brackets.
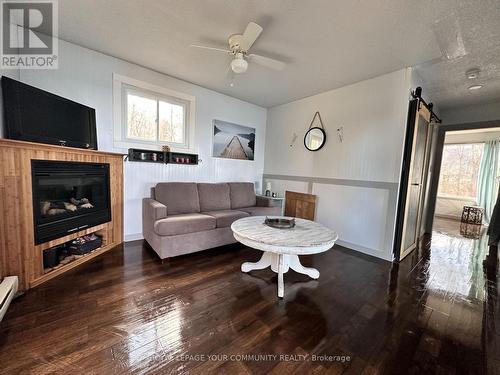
[414, 0, 500, 110]
[58, 0, 500, 108]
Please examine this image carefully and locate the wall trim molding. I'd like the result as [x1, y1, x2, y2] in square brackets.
[125, 233, 143, 242]
[263, 174, 399, 191]
[263, 173, 399, 262]
[434, 214, 461, 221]
[336, 240, 393, 262]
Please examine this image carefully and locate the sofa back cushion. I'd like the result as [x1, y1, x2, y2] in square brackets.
[229, 182, 256, 209]
[198, 183, 231, 211]
[154, 182, 200, 215]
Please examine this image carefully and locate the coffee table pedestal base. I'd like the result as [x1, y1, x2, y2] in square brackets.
[241, 252, 319, 298]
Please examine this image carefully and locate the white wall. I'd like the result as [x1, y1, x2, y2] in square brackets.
[16, 39, 267, 240]
[435, 197, 476, 220]
[264, 69, 413, 261]
[435, 197, 478, 221]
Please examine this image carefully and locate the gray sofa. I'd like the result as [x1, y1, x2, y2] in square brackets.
[143, 182, 281, 260]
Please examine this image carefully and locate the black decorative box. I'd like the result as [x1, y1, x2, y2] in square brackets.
[43, 244, 65, 268]
[68, 234, 103, 255]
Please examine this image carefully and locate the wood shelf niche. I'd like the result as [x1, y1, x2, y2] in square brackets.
[33, 230, 113, 288]
[0, 139, 124, 292]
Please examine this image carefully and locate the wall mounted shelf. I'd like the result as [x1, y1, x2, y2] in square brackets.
[167, 151, 198, 165]
[127, 148, 165, 163]
[127, 148, 198, 165]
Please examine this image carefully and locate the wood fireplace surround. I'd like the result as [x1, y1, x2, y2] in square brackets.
[0, 139, 124, 292]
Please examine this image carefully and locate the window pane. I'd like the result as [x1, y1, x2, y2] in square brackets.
[438, 143, 484, 198]
[127, 93, 157, 141]
[159, 100, 184, 143]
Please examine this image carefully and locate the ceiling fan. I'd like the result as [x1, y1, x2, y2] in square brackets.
[190, 22, 286, 75]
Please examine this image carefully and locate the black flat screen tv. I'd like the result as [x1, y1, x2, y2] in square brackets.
[1, 76, 97, 150]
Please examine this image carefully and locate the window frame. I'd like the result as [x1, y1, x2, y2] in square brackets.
[122, 85, 189, 147]
[113, 74, 195, 151]
[437, 141, 484, 201]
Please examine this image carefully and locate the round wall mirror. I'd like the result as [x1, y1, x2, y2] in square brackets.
[304, 127, 326, 151]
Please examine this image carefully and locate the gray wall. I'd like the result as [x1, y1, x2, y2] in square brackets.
[441, 101, 500, 125]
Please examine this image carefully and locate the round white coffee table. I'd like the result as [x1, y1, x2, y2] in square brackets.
[231, 216, 338, 298]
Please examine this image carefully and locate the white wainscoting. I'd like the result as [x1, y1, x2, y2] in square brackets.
[264, 176, 398, 261]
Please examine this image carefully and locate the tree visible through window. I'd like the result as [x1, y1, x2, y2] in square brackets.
[127, 94, 157, 141]
[438, 143, 484, 198]
[125, 88, 186, 145]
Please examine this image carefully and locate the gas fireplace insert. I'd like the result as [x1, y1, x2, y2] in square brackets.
[31, 160, 111, 244]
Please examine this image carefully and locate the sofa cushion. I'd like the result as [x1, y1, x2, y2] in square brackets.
[238, 206, 282, 217]
[154, 213, 215, 236]
[229, 182, 256, 209]
[154, 183, 200, 215]
[202, 210, 249, 228]
[198, 183, 231, 211]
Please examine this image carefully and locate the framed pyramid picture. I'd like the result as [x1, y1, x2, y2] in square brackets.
[212, 119, 255, 160]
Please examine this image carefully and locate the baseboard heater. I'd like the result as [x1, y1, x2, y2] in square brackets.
[0, 276, 18, 322]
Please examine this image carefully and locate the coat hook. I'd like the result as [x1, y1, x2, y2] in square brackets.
[337, 127, 344, 143]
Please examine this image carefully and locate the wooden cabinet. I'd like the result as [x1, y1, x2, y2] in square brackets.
[0, 139, 124, 292]
[284, 191, 317, 220]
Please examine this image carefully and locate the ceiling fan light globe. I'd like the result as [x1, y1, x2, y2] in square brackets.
[231, 58, 248, 74]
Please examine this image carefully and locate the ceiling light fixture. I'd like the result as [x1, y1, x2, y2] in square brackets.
[466, 68, 481, 80]
[468, 84, 483, 91]
[230, 53, 248, 74]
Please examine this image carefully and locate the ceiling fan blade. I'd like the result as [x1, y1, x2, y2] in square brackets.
[190, 44, 231, 54]
[248, 54, 286, 71]
[240, 22, 263, 51]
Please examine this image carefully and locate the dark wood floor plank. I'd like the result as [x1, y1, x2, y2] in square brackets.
[0, 218, 498, 374]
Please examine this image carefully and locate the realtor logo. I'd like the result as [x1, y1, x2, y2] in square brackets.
[1, 0, 58, 69]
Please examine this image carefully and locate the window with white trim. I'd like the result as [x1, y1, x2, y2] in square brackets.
[124, 85, 188, 145]
[438, 143, 484, 199]
[113, 75, 195, 150]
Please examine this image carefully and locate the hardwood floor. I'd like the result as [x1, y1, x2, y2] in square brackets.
[0, 223, 498, 374]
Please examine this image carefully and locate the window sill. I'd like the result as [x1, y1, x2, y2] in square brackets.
[437, 195, 477, 202]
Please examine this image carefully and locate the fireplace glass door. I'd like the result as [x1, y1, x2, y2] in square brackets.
[32, 160, 111, 244]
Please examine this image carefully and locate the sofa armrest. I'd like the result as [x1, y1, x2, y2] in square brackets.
[143, 198, 167, 221]
[256, 195, 274, 207]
